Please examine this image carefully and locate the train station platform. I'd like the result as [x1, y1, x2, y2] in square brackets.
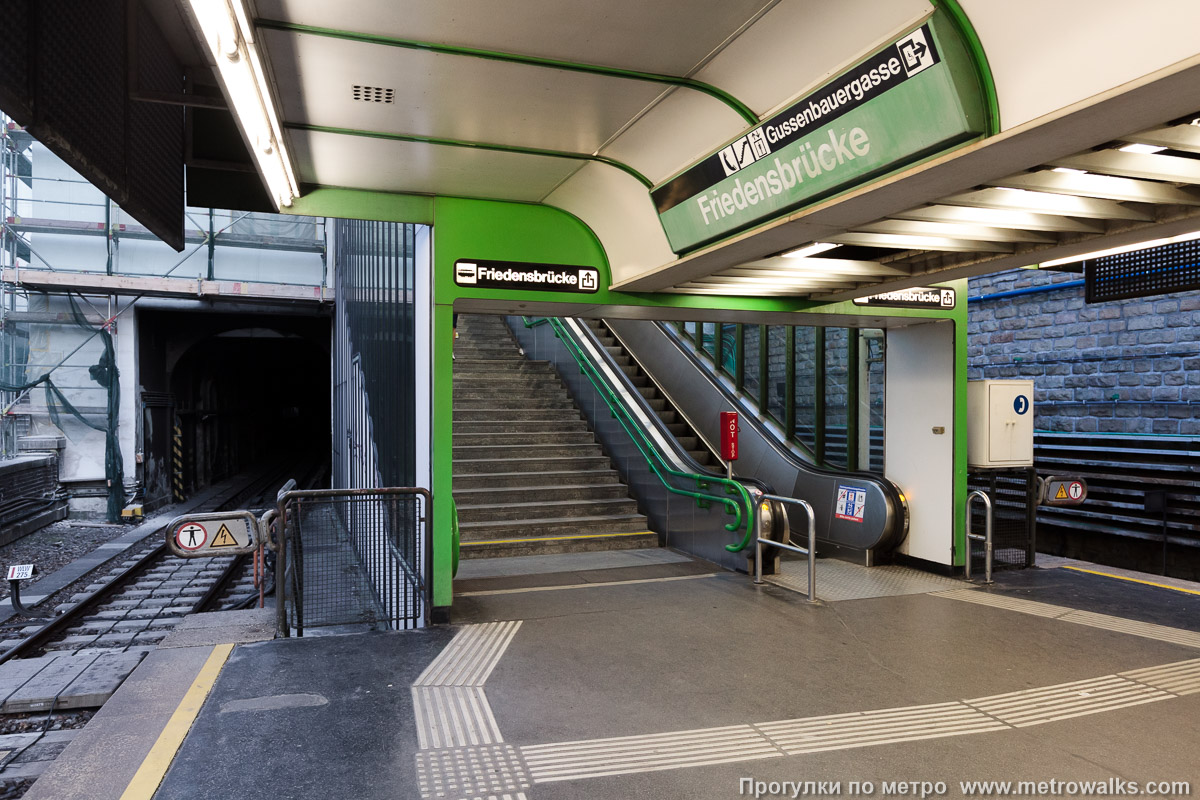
[24, 550, 1200, 800]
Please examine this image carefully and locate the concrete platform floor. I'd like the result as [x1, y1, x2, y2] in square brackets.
[24, 552, 1200, 799]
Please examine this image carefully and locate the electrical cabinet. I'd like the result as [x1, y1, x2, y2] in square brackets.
[967, 380, 1034, 468]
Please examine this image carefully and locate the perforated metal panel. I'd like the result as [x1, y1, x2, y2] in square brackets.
[1085, 238, 1200, 303]
[967, 468, 1037, 571]
[0, 1, 32, 120]
[37, 0, 127, 199]
[126, 3, 185, 245]
[0, 0, 185, 250]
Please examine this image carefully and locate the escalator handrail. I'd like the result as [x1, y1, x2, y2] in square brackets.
[524, 316, 756, 552]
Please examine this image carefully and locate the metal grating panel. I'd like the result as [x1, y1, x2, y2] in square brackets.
[767, 559, 964, 601]
[967, 468, 1036, 571]
[36, 0, 127, 200]
[0, 0, 32, 120]
[1086, 238, 1200, 303]
[125, 4, 185, 247]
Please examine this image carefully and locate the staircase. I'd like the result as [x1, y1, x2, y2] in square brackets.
[583, 319, 720, 470]
[452, 315, 656, 558]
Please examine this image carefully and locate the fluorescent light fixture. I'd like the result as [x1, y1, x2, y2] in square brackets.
[1051, 167, 1086, 175]
[185, 0, 299, 209]
[1118, 143, 1166, 154]
[782, 242, 839, 259]
[1041, 228, 1200, 268]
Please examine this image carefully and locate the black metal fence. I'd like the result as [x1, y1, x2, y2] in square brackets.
[277, 488, 431, 635]
[967, 468, 1037, 571]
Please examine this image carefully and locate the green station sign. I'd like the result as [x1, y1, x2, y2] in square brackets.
[651, 11, 988, 253]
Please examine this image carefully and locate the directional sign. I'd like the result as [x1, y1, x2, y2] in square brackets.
[166, 511, 259, 557]
[1042, 477, 1087, 507]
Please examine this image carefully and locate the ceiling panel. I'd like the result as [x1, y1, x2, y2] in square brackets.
[694, 0, 931, 116]
[291, 130, 581, 201]
[256, 0, 776, 76]
[599, 89, 747, 185]
[263, 30, 671, 155]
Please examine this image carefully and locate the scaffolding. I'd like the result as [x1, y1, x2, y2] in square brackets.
[0, 115, 330, 519]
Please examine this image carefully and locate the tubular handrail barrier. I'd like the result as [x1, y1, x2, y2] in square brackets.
[752, 492, 818, 602]
[276, 487, 432, 636]
[966, 489, 994, 584]
[526, 316, 756, 551]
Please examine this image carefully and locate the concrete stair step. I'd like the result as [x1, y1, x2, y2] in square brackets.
[453, 442, 604, 460]
[458, 530, 659, 559]
[454, 344, 520, 354]
[454, 396, 574, 408]
[454, 431, 596, 446]
[456, 497, 639, 523]
[453, 483, 631, 504]
[452, 359, 551, 370]
[453, 469, 621, 490]
[453, 454, 613, 474]
[453, 408, 584, 422]
[454, 378, 564, 390]
[458, 513, 651, 542]
[454, 420, 589, 434]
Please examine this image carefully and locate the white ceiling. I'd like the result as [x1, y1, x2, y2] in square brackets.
[253, 0, 781, 76]
[228, 0, 1200, 298]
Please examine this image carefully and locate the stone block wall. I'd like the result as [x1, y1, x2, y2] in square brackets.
[967, 269, 1200, 435]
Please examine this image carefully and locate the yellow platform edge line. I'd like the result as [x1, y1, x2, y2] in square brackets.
[119, 642, 235, 800]
[1062, 566, 1200, 597]
[462, 531, 655, 546]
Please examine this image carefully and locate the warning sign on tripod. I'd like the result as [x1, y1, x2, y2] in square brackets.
[167, 511, 259, 557]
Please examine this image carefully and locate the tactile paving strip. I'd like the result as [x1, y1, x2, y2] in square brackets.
[767, 560, 965, 602]
[415, 743, 530, 800]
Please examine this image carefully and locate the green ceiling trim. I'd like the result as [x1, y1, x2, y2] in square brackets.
[284, 122, 654, 189]
[283, 187, 434, 223]
[930, 0, 1000, 134]
[256, 18, 760, 125]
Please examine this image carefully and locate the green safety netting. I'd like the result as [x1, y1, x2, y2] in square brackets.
[1, 293, 125, 521]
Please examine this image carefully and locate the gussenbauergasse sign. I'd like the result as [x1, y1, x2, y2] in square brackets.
[651, 12, 988, 253]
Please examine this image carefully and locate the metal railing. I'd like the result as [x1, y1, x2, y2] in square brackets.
[753, 492, 818, 603]
[966, 489, 994, 583]
[276, 487, 432, 636]
[528, 316, 756, 551]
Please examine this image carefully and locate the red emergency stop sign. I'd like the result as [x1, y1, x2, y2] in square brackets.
[720, 411, 739, 461]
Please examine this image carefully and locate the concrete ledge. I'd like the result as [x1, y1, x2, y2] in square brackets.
[21, 646, 216, 800]
[158, 608, 275, 649]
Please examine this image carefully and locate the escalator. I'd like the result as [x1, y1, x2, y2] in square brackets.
[583, 319, 720, 471]
[601, 318, 908, 562]
[510, 317, 907, 570]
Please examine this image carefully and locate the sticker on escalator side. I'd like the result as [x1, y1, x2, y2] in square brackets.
[650, 11, 988, 253]
[853, 287, 955, 309]
[835, 485, 868, 523]
[454, 259, 600, 294]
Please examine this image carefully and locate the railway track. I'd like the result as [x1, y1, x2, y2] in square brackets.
[0, 464, 291, 663]
[0, 461, 324, 792]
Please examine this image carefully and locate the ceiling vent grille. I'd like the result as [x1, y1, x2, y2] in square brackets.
[352, 85, 394, 104]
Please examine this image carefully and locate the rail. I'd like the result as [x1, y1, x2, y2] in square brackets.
[966, 489, 994, 583]
[752, 492, 817, 602]
[526, 317, 755, 551]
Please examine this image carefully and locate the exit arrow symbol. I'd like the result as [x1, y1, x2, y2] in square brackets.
[909, 41, 927, 60]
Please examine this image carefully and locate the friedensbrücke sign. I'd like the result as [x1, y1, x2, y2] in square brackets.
[454, 260, 601, 294]
[651, 11, 988, 253]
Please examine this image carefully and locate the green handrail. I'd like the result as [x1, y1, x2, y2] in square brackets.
[525, 317, 755, 552]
